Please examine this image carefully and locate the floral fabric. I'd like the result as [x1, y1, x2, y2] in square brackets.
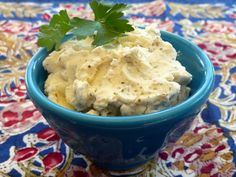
[0, 0, 235, 176]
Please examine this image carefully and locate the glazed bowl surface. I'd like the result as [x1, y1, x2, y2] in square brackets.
[25, 31, 214, 171]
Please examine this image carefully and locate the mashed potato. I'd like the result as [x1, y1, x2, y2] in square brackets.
[43, 26, 192, 116]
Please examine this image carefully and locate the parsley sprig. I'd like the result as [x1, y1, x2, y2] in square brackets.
[38, 0, 134, 51]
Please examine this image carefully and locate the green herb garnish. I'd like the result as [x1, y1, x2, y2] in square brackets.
[38, 0, 134, 51]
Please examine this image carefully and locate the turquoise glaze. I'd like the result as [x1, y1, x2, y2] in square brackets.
[25, 31, 214, 171]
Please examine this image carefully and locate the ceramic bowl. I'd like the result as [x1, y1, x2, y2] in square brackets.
[25, 31, 214, 171]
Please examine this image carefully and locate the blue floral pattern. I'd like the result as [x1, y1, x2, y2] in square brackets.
[0, 0, 235, 176]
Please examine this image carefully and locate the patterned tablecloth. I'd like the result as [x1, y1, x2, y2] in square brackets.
[0, 0, 236, 176]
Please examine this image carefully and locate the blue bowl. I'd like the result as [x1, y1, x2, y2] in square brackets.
[25, 31, 214, 171]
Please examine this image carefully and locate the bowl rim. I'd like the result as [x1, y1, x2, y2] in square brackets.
[25, 31, 215, 128]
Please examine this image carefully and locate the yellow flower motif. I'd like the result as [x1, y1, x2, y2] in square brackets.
[0, 3, 46, 18]
[209, 61, 236, 131]
[169, 3, 227, 18]
[0, 32, 37, 92]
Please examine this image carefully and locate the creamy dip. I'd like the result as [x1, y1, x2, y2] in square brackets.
[43, 26, 192, 116]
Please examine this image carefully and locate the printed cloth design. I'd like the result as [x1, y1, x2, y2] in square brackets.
[0, 0, 236, 176]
